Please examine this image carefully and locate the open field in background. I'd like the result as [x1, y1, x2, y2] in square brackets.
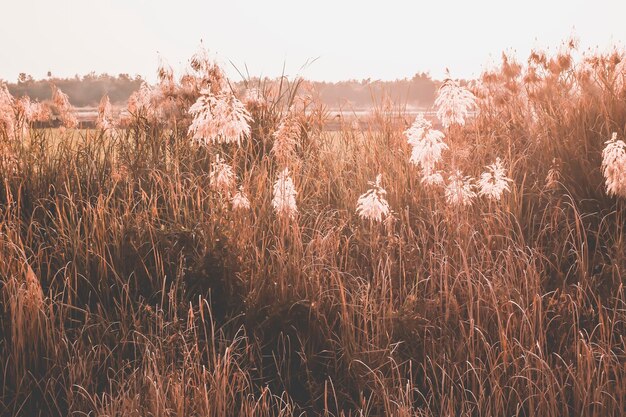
[65, 108, 437, 131]
[1, 42, 626, 417]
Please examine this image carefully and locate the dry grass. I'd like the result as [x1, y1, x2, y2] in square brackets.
[0, 45, 625, 417]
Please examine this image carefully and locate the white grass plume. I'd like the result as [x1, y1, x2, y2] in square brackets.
[405, 114, 448, 175]
[188, 89, 252, 146]
[209, 154, 237, 193]
[97, 95, 114, 130]
[127, 82, 154, 117]
[602, 132, 626, 198]
[231, 187, 251, 210]
[51, 85, 78, 128]
[478, 158, 512, 200]
[272, 168, 298, 219]
[272, 109, 300, 164]
[356, 174, 390, 222]
[0, 83, 16, 139]
[435, 71, 476, 128]
[445, 170, 477, 206]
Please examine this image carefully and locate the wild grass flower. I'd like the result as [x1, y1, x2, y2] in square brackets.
[404, 113, 429, 144]
[51, 85, 78, 128]
[614, 57, 626, 91]
[231, 187, 251, 210]
[209, 154, 237, 193]
[602, 132, 626, 198]
[242, 87, 267, 109]
[127, 82, 155, 117]
[445, 170, 477, 206]
[435, 71, 476, 128]
[421, 170, 445, 187]
[544, 158, 561, 190]
[384, 209, 397, 234]
[478, 158, 512, 200]
[272, 168, 298, 219]
[27, 101, 50, 123]
[24, 262, 44, 312]
[157, 57, 176, 95]
[0, 140, 18, 174]
[188, 89, 252, 146]
[13, 97, 36, 136]
[15, 96, 32, 120]
[14, 96, 49, 124]
[356, 174, 390, 222]
[272, 109, 300, 164]
[97, 95, 114, 130]
[189, 44, 228, 95]
[0, 83, 16, 139]
[190, 44, 212, 74]
[405, 114, 447, 174]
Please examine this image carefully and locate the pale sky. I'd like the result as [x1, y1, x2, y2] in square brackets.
[1, 0, 625, 83]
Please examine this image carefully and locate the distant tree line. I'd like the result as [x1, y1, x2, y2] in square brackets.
[5, 71, 440, 109]
[309, 72, 439, 109]
[7, 73, 144, 107]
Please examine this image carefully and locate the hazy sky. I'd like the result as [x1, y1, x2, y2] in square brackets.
[1, 0, 625, 83]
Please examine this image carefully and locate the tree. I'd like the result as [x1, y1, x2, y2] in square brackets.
[18, 73, 33, 84]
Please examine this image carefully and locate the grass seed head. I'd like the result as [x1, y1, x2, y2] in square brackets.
[602, 132, 626, 198]
[272, 168, 298, 219]
[435, 71, 476, 128]
[356, 174, 390, 222]
[478, 157, 512, 201]
[445, 170, 477, 206]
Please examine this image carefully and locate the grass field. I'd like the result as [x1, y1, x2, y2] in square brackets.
[0, 44, 626, 417]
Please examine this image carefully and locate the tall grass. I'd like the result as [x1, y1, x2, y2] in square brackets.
[0, 43, 625, 416]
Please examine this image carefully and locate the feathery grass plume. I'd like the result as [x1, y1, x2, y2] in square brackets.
[0, 83, 16, 139]
[190, 44, 211, 74]
[242, 87, 267, 110]
[421, 170, 445, 187]
[231, 186, 251, 210]
[7, 259, 47, 381]
[51, 84, 78, 128]
[0, 143, 18, 174]
[615, 56, 626, 91]
[157, 56, 176, 95]
[478, 158, 512, 200]
[189, 44, 229, 95]
[272, 109, 300, 164]
[24, 262, 44, 314]
[189, 44, 219, 84]
[356, 174, 390, 222]
[188, 88, 252, 146]
[601, 132, 626, 198]
[127, 82, 155, 115]
[14, 96, 49, 124]
[179, 71, 200, 97]
[27, 101, 50, 123]
[545, 158, 561, 190]
[272, 168, 298, 219]
[445, 170, 477, 206]
[15, 96, 32, 120]
[187, 50, 252, 144]
[435, 70, 476, 128]
[96, 95, 114, 130]
[13, 97, 35, 136]
[405, 113, 448, 175]
[209, 154, 237, 193]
